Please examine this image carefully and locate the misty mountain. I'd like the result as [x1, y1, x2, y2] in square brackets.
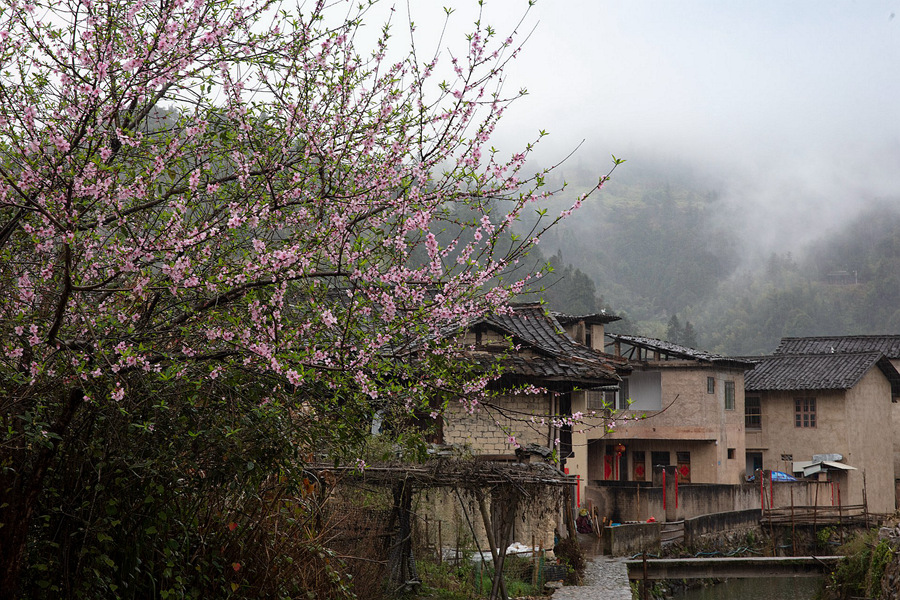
[526, 165, 900, 355]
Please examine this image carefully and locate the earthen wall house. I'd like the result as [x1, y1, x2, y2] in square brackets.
[775, 336, 900, 484]
[746, 343, 900, 514]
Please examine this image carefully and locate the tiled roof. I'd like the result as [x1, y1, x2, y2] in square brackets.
[776, 336, 900, 359]
[607, 334, 756, 368]
[467, 303, 623, 385]
[465, 352, 620, 384]
[744, 352, 900, 394]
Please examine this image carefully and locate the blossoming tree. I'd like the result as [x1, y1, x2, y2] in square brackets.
[0, 0, 611, 595]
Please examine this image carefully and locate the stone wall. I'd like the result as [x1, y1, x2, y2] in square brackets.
[442, 393, 551, 454]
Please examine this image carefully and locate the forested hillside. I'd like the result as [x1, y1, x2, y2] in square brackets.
[526, 163, 900, 355]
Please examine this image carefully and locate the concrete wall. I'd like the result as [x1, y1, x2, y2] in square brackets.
[844, 369, 895, 513]
[683, 509, 761, 547]
[894, 401, 900, 485]
[585, 482, 663, 523]
[587, 480, 836, 523]
[599, 509, 761, 556]
[603, 522, 662, 556]
[885, 358, 900, 485]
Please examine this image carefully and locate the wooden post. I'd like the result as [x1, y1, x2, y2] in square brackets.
[489, 493, 517, 600]
[438, 520, 443, 565]
[538, 543, 544, 587]
[563, 484, 577, 540]
[863, 470, 869, 529]
[531, 534, 538, 588]
[813, 482, 819, 548]
[790, 487, 796, 556]
[642, 552, 649, 600]
[477, 494, 509, 600]
[838, 501, 844, 546]
[455, 521, 459, 566]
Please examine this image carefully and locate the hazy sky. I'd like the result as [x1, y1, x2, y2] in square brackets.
[415, 1, 900, 254]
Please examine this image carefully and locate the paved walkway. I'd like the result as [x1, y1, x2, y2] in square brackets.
[550, 555, 632, 600]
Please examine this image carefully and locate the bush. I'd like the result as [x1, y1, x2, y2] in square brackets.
[553, 536, 586, 585]
[823, 530, 898, 600]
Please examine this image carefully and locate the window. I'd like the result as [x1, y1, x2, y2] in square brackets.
[616, 379, 630, 410]
[651, 451, 670, 467]
[724, 381, 735, 410]
[707, 377, 715, 394]
[626, 371, 661, 410]
[586, 379, 631, 411]
[745, 396, 761, 429]
[746, 452, 763, 478]
[727, 448, 736, 460]
[795, 397, 816, 428]
[585, 390, 608, 411]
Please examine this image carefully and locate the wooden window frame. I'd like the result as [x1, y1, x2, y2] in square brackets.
[794, 397, 816, 428]
[724, 380, 735, 410]
[745, 396, 761, 429]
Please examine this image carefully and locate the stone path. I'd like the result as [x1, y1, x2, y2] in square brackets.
[550, 556, 632, 600]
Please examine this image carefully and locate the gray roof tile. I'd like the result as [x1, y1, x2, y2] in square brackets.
[744, 352, 900, 393]
[607, 334, 756, 368]
[776, 336, 900, 359]
[467, 304, 624, 385]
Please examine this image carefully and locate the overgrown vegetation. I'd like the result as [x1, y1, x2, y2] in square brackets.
[820, 530, 898, 600]
[413, 554, 551, 600]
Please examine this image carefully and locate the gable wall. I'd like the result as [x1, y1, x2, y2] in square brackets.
[754, 388, 849, 475]
[888, 358, 900, 484]
[844, 368, 895, 513]
[753, 372, 895, 513]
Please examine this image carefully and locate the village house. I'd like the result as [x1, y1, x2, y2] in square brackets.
[572, 334, 756, 491]
[774, 336, 900, 485]
[750, 335, 900, 511]
[743, 350, 900, 514]
[429, 303, 624, 549]
[439, 303, 624, 456]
